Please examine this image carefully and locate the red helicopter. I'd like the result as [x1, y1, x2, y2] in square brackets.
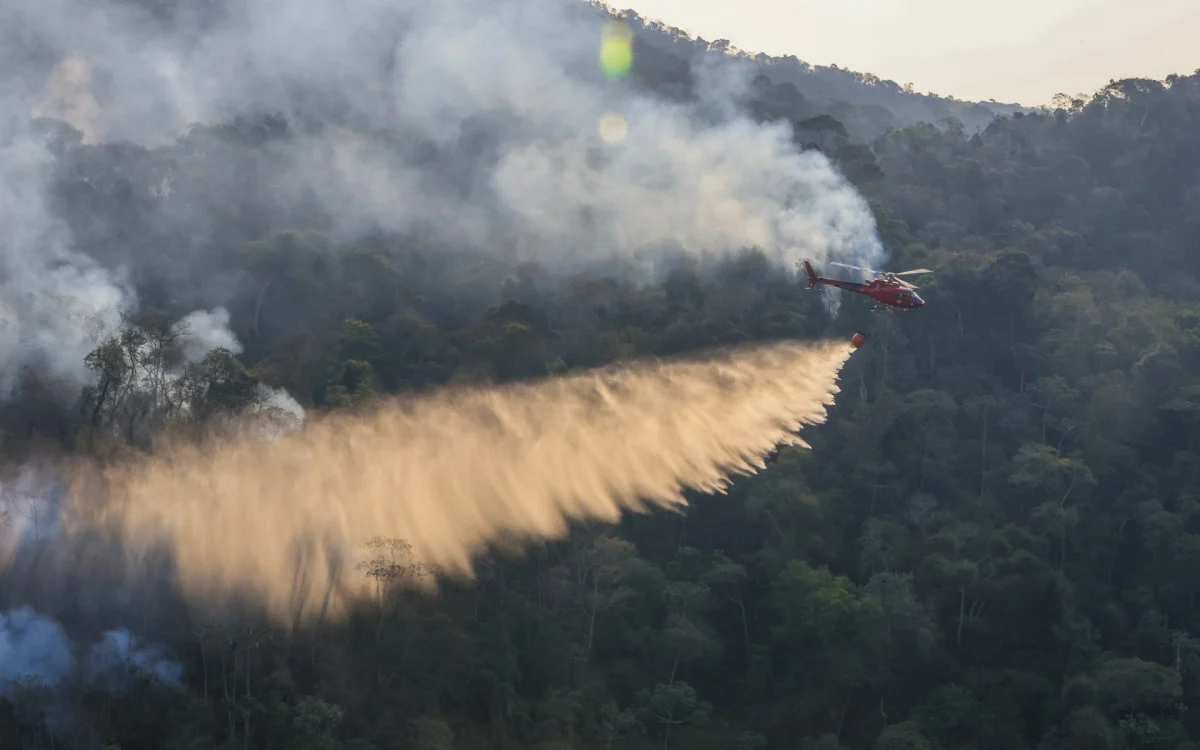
[801, 259, 932, 311]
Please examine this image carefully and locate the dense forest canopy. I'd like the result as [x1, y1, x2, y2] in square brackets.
[1, 0, 1200, 748]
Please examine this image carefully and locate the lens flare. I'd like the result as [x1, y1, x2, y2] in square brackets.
[599, 20, 633, 80]
[598, 112, 628, 143]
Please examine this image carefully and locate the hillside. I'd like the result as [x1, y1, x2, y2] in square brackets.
[2, 0, 1200, 748]
[592, 1, 1029, 136]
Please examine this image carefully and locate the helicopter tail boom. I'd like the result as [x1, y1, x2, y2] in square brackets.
[802, 260, 819, 289]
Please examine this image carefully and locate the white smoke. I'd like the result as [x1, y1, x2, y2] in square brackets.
[0, 0, 891, 407]
[822, 285, 843, 317]
[0, 131, 132, 399]
[159, 306, 307, 430]
[0, 130, 300, 407]
[175, 307, 307, 430]
[176, 307, 243, 362]
[0, 606, 74, 692]
[84, 628, 184, 692]
[256, 383, 305, 422]
[2, 0, 887, 289]
[0, 606, 180, 696]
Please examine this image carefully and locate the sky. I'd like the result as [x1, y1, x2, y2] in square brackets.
[612, 0, 1200, 106]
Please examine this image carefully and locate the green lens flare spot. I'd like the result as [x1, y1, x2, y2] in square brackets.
[599, 21, 633, 80]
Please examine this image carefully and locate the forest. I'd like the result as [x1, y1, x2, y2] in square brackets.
[2, 0, 1200, 748]
[604, 4, 1027, 137]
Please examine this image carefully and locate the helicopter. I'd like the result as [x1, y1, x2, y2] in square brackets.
[801, 260, 932, 311]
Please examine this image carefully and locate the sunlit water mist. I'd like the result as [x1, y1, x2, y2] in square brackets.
[44, 338, 854, 626]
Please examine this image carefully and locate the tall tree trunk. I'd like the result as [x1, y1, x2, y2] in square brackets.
[957, 587, 966, 647]
[980, 405, 989, 496]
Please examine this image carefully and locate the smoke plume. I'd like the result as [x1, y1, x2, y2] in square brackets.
[0, 605, 181, 696]
[9, 338, 856, 626]
[0, 607, 74, 692]
[4, 0, 886, 304]
[0, 133, 132, 398]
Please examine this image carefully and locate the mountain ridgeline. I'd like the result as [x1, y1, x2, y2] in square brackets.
[1, 0, 1200, 748]
[592, 1, 1029, 136]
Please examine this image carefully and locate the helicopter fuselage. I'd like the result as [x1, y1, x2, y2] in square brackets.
[801, 261, 925, 310]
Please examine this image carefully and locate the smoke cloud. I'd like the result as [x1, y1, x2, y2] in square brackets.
[0, 129, 302, 407]
[0, 606, 181, 696]
[176, 307, 242, 362]
[0, 133, 132, 398]
[0, 338, 856, 626]
[84, 628, 184, 692]
[4, 0, 886, 302]
[0, 607, 74, 692]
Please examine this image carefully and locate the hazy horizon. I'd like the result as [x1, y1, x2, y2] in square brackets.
[615, 0, 1199, 107]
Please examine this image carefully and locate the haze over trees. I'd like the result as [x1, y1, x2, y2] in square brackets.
[597, 2, 1029, 137]
[2, 0, 1200, 748]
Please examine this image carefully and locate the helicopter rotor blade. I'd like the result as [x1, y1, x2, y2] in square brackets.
[828, 261, 881, 275]
[893, 268, 933, 276]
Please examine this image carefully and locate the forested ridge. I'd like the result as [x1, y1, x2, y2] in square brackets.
[592, 2, 1028, 137]
[3, 2, 1200, 749]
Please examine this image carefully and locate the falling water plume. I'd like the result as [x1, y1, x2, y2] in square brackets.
[56, 338, 853, 625]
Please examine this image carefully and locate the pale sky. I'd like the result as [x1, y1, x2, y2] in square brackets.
[613, 0, 1200, 106]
